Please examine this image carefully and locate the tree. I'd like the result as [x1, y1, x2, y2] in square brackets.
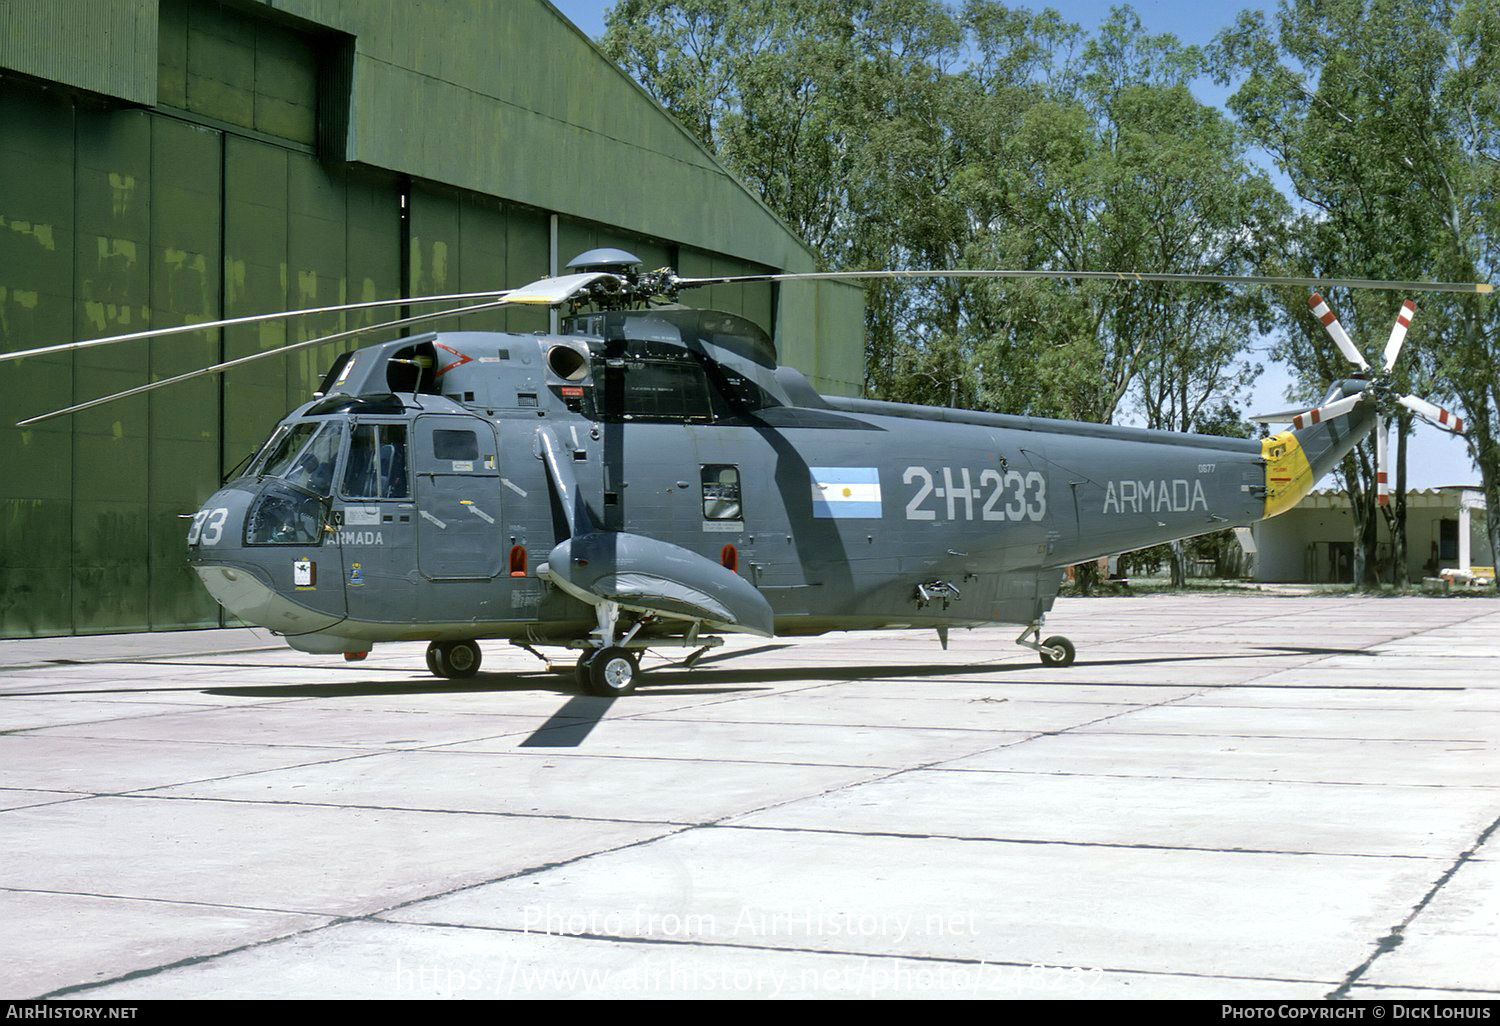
[605, 2, 1283, 446]
[1214, 0, 1500, 586]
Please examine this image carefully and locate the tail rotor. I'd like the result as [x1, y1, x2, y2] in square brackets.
[1253, 295, 1467, 508]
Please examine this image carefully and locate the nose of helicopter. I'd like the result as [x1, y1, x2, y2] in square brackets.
[186, 485, 347, 636]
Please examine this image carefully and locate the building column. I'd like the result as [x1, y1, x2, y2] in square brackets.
[1459, 502, 1472, 571]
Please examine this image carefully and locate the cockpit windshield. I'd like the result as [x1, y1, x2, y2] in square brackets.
[245, 421, 344, 497]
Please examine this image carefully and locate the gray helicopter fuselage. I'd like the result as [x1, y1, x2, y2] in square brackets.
[185, 308, 1367, 655]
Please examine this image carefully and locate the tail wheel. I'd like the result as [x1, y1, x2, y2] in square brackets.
[582, 646, 641, 696]
[427, 640, 482, 679]
[1040, 636, 1075, 667]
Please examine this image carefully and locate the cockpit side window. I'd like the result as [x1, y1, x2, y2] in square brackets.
[342, 423, 411, 500]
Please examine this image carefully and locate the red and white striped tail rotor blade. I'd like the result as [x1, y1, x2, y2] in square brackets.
[1398, 395, 1466, 435]
[1375, 414, 1390, 507]
[1308, 293, 1371, 371]
[1289, 392, 1365, 431]
[1382, 299, 1416, 373]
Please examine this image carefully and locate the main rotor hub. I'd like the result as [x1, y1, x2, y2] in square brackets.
[565, 250, 683, 311]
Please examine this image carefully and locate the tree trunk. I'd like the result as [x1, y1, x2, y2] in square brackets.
[1073, 561, 1099, 596]
[1392, 426, 1409, 588]
[1345, 460, 1380, 591]
[1169, 539, 1186, 587]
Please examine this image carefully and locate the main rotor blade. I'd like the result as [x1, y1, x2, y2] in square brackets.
[15, 299, 510, 428]
[1398, 395, 1466, 435]
[500, 272, 618, 307]
[1307, 293, 1371, 371]
[1382, 299, 1416, 373]
[0, 290, 515, 366]
[675, 269, 1495, 295]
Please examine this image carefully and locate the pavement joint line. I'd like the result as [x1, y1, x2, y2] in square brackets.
[117, 748, 412, 796]
[888, 766, 1500, 791]
[0, 884, 341, 920]
[1349, 983, 1500, 997]
[0, 684, 600, 714]
[1098, 602, 1500, 652]
[407, 676, 887, 752]
[7, 731, 444, 752]
[0, 648, 286, 675]
[362, 823, 702, 922]
[1327, 810, 1500, 1000]
[1069, 730, 1492, 743]
[30, 819, 701, 999]
[362, 918, 1348, 990]
[907, 613, 1468, 778]
[20, 715, 606, 750]
[0, 794, 102, 814]
[589, 617, 1455, 756]
[807, 682, 1468, 693]
[621, 715, 1032, 735]
[37, 915, 359, 1000]
[109, 790, 706, 828]
[337, 746, 928, 771]
[709, 822, 1453, 862]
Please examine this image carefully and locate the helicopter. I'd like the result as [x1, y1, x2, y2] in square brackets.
[5, 251, 1485, 696]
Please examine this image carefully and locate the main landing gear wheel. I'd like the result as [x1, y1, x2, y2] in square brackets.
[1039, 636, 1075, 668]
[580, 646, 641, 697]
[426, 640, 482, 679]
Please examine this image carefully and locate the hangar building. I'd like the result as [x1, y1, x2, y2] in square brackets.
[0, 0, 865, 638]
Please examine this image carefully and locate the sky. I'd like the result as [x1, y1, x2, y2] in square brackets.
[548, 0, 1480, 488]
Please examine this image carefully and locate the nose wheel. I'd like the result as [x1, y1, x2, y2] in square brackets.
[426, 640, 482, 679]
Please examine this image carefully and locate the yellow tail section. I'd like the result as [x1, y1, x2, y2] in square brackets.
[1262, 431, 1316, 519]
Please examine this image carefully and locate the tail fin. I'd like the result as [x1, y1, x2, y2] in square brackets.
[1261, 383, 1376, 519]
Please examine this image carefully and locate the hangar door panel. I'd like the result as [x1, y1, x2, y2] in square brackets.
[414, 415, 503, 580]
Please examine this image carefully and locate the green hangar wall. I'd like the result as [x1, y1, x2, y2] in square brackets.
[0, 0, 866, 638]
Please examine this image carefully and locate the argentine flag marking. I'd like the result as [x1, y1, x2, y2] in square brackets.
[810, 467, 882, 519]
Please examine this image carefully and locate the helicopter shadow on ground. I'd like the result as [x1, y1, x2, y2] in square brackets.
[0, 644, 1415, 748]
[637, 644, 1382, 689]
[0, 642, 1378, 705]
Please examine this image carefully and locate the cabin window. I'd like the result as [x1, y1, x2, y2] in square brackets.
[433, 428, 479, 462]
[342, 424, 411, 500]
[701, 464, 743, 521]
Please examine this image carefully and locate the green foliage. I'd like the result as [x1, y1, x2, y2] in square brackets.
[604, 1, 1277, 429]
[1213, 0, 1500, 586]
